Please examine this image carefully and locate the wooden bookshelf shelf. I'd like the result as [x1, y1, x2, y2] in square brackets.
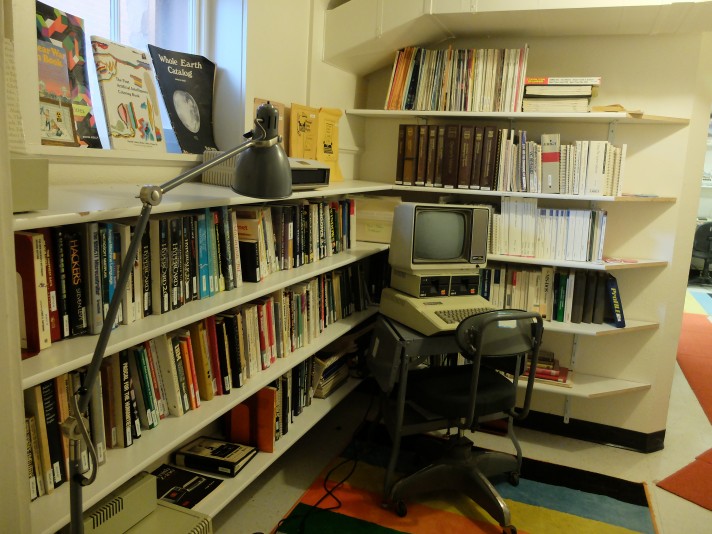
[521, 372, 651, 399]
[20, 242, 388, 390]
[345, 109, 689, 125]
[487, 255, 667, 271]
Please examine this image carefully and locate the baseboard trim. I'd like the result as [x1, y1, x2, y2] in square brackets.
[517, 411, 666, 453]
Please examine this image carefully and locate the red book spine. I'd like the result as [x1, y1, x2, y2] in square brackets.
[204, 316, 223, 395]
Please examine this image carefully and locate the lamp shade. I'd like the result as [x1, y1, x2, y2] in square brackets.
[232, 103, 292, 199]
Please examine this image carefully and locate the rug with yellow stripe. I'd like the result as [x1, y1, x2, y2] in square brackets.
[275, 431, 656, 534]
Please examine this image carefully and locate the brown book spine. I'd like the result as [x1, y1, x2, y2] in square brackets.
[414, 124, 428, 186]
[401, 124, 418, 185]
[424, 125, 438, 186]
[457, 125, 475, 188]
[394, 124, 406, 185]
[480, 126, 500, 190]
[440, 124, 461, 188]
[433, 125, 446, 187]
[470, 126, 485, 189]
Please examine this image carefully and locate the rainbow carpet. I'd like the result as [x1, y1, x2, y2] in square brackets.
[276, 432, 656, 534]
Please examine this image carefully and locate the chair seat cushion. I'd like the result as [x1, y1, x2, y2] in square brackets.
[406, 365, 516, 419]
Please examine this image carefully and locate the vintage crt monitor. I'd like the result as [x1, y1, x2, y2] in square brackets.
[380, 202, 495, 336]
[388, 202, 490, 297]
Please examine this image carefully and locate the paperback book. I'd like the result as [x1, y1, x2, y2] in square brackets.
[36, 2, 103, 147]
[147, 44, 218, 154]
[90, 35, 166, 152]
[173, 436, 257, 477]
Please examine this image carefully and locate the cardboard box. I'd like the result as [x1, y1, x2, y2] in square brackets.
[355, 195, 401, 244]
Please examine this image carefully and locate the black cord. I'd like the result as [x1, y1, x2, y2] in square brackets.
[275, 383, 377, 533]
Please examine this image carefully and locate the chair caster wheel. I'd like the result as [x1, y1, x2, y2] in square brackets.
[503, 526, 517, 534]
[394, 500, 407, 517]
[509, 471, 520, 486]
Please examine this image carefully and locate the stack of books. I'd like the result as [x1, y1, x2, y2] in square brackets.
[523, 350, 571, 387]
[521, 76, 601, 113]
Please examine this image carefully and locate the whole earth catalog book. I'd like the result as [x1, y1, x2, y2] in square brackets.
[148, 44, 218, 154]
[90, 35, 166, 152]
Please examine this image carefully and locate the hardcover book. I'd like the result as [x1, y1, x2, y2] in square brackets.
[90, 35, 166, 152]
[36, 40, 79, 147]
[173, 436, 257, 477]
[147, 44, 218, 154]
[36, 2, 103, 148]
[15, 231, 52, 354]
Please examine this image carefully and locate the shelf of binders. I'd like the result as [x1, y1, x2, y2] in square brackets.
[21, 241, 389, 390]
[28, 309, 375, 534]
[518, 371, 651, 399]
[392, 185, 677, 203]
[192, 375, 361, 518]
[344, 109, 690, 125]
[12, 180, 393, 231]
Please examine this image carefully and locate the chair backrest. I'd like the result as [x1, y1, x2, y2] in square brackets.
[692, 222, 712, 255]
[455, 309, 544, 424]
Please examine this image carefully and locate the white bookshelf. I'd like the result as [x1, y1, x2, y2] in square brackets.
[28, 309, 376, 534]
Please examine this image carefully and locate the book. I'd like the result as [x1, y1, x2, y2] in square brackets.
[521, 97, 589, 113]
[36, 40, 79, 147]
[23, 385, 55, 493]
[401, 124, 418, 185]
[152, 463, 223, 509]
[147, 44, 218, 154]
[25, 416, 40, 500]
[524, 85, 595, 97]
[90, 35, 166, 151]
[440, 124, 461, 188]
[36, 2, 103, 147]
[226, 387, 278, 453]
[238, 239, 261, 283]
[414, 124, 428, 186]
[173, 436, 257, 477]
[540, 133, 561, 194]
[604, 273, 626, 328]
[524, 76, 602, 86]
[14, 231, 52, 354]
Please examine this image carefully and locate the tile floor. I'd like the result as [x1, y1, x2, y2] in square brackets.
[214, 287, 712, 534]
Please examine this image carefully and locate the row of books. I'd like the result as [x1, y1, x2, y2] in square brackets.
[479, 264, 625, 327]
[395, 123, 627, 197]
[23, 261, 374, 501]
[489, 197, 607, 263]
[14, 198, 356, 356]
[385, 44, 530, 112]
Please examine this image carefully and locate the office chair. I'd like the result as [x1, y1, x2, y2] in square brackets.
[691, 221, 712, 285]
[383, 310, 543, 534]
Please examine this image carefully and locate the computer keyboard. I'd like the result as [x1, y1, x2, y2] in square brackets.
[379, 287, 496, 336]
[435, 306, 494, 325]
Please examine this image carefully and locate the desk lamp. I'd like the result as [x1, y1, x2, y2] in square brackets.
[61, 102, 292, 534]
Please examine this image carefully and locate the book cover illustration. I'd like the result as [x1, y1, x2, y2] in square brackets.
[147, 44, 218, 154]
[36, 2, 103, 148]
[152, 463, 222, 509]
[90, 35, 165, 152]
[36, 40, 79, 146]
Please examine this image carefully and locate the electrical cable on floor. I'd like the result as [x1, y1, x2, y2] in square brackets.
[275, 378, 378, 533]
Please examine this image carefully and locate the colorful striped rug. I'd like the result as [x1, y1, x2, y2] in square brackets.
[275, 434, 656, 534]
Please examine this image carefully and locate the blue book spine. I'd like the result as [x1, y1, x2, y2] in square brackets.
[204, 208, 216, 296]
[196, 212, 210, 299]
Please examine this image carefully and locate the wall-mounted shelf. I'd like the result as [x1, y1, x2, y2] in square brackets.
[345, 109, 689, 125]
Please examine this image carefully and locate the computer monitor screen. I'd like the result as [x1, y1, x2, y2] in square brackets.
[413, 210, 466, 261]
[389, 202, 490, 273]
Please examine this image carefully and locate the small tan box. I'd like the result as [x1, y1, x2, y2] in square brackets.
[11, 158, 48, 213]
[355, 195, 401, 244]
